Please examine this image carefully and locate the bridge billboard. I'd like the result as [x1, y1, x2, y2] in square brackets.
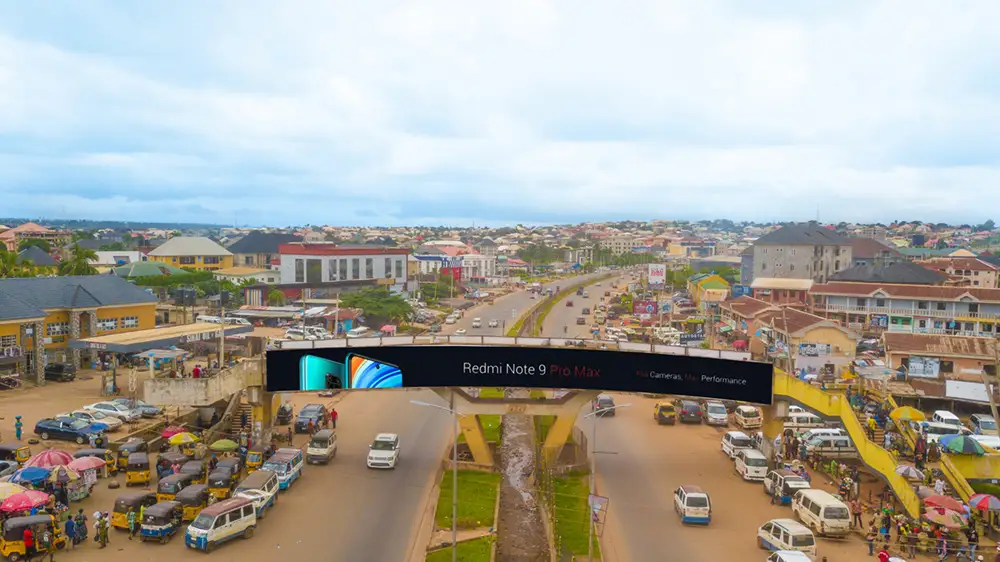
[265, 345, 774, 403]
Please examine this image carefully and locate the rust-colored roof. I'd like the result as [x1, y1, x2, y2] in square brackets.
[755, 307, 830, 335]
[720, 296, 776, 318]
[0, 221, 54, 239]
[883, 332, 998, 359]
[917, 257, 999, 272]
[847, 237, 901, 259]
[810, 282, 1000, 302]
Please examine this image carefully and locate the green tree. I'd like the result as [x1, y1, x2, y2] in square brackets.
[341, 287, 412, 325]
[17, 238, 51, 253]
[516, 243, 561, 265]
[0, 250, 36, 278]
[420, 277, 457, 303]
[267, 289, 287, 306]
[57, 243, 99, 276]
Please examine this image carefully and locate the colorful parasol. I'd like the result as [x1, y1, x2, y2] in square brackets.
[46, 466, 79, 484]
[969, 493, 1000, 511]
[894, 465, 923, 480]
[0, 483, 26, 501]
[10, 467, 51, 485]
[168, 432, 200, 446]
[940, 435, 986, 456]
[0, 490, 50, 513]
[23, 449, 73, 469]
[161, 426, 187, 439]
[209, 439, 239, 453]
[915, 485, 935, 499]
[890, 406, 926, 422]
[923, 507, 968, 529]
[924, 494, 965, 512]
[67, 456, 107, 472]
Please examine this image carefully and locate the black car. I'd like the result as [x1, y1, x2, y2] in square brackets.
[276, 403, 294, 425]
[592, 394, 616, 417]
[294, 404, 329, 433]
[677, 400, 703, 424]
[44, 363, 76, 382]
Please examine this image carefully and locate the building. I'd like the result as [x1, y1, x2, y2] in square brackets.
[739, 246, 754, 285]
[412, 246, 448, 277]
[563, 247, 594, 266]
[667, 238, 716, 258]
[809, 282, 1000, 337]
[916, 257, 1000, 288]
[827, 261, 948, 285]
[461, 254, 498, 285]
[472, 238, 499, 257]
[226, 232, 302, 268]
[148, 237, 234, 271]
[0, 222, 69, 252]
[598, 235, 639, 256]
[750, 278, 813, 307]
[751, 307, 858, 377]
[686, 273, 729, 311]
[0, 276, 158, 381]
[16, 246, 57, 268]
[882, 334, 998, 404]
[718, 296, 778, 339]
[847, 237, 904, 268]
[277, 243, 412, 296]
[213, 267, 280, 285]
[90, 251, 146, 271]
[749, 223, 853, 283]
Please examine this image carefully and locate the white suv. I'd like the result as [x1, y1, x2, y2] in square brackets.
[84, 402, 141, 422]
[367, 433, 400, 469]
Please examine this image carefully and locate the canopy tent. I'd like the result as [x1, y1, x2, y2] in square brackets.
[135, 349, 192, 361]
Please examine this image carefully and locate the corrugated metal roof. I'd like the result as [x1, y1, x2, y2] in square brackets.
[0, 276, 157, 314]
[148, 236, 232, 257]
[884, 333, 997, 359]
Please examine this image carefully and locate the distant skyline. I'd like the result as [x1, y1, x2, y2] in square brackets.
[2, 1, 999, 226]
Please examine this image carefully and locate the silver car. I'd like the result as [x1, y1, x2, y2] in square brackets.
[703, 402, 730, 426]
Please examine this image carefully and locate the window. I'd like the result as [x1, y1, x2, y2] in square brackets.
[918, 301, 928, 310]
[179, 256, 196, 265]
[339, 258, 348, 281]
[328, 259, 337, 281]
[936, 302, 946, 310]
[244, 256, 254, 265]
[351, 259, 360, 280]
[761, 263, 766, 271]
[789, 264, 795, 271]
[855, 298, 866, 307]
[835, 260, 840, 270]
[295, 259, 305, 283]
[790, 248, 796, 256]
[384, 258, 392, 278]
[97, 318, 118, 332]
[306, 259, 322, 284]
[47, 322, 69, 336]
[969, 303, 979, 313]
[395, 259, 403, 278]
[122, 316, 139, 329]
[0, 335, 15, 347]
[875, 299, 885, 307]
[204, 256, 220, 265]
[939, 361, 954, 374]
[365, 258, 374, 279]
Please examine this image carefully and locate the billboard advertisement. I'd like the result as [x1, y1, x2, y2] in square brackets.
[266, 345, 774, 403]
[632, 301, 658, 315]
[732, 285, 751, 298]
[647, 264, 666, 289]
[440, 267, 462, 283]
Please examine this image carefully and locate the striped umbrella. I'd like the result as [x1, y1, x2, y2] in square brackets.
[0, 483, 26, 501]
[168, 432, 200, 446]
[969, 493, 1000, 511]
[941, 435, 986, 456]
[894, 465, 924, 480]
[46, 466, 79, 485]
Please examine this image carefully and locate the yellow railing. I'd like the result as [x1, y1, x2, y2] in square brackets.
[773, 372, 921, 517]
[941, 456, 976, 502]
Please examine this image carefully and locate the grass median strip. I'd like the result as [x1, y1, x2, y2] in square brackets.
[552, 472, 601, 558]
[425, 536, 492, 562]
[531, 274, 614, 336]
[435, 470, 502, 530]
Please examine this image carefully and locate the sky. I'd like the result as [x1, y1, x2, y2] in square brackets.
[2, 1, 1000, 227]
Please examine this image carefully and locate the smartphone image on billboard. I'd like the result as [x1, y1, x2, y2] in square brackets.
[299, 355, 346, 391]
[346, 354, 403, 389]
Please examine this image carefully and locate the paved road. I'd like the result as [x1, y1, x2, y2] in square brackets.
[540, 275, 628, 339]
[441, 273, 609, 337]
[578, 394, 861, 562]
[77, 389, 452, 562]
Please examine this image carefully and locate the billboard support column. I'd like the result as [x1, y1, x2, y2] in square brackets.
[458, 414, 495, 466]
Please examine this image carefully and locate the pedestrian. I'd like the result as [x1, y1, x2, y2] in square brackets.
[286, 426, 292, 444]
[64, 516, 76, 549]
[878, 547, 890, 562]
[38, 524, 54, 562]
[866, 526, 877, 556]
[908, 528, 919, 559]
[307, 418, 315, 436]
[98, 513, 109, 548]
[139, 503, 147, 528]
[74, 510, 87, 544]
[330, 408, 338, 429]
[24, 525, 34, 559]
[852, 499, 864, 529]
[14, 415, 22, 441]
[935, 477, 946, 496]
[126, 507, 137, 540]
[969, 524, 980, 560]
[241, 411, 249, 430]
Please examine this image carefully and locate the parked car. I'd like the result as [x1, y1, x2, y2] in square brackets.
[0, 460, 17, 478]
[83, 401, 141, 422]
[112, 398, 162, 417]
[295, 404, 329, 433]
[64, 409, 124, 432]
[428, 324, 442, 333]
[276, 403, 294, 425]
[35, 417, 103, 444]
[703, 402, 729, 426]
[677, 400, 703, 424]
[44, 362, 77, 382]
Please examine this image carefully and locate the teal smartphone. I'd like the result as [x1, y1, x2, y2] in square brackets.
[299, 355, 346, 391]
[346, 354, 404, 389]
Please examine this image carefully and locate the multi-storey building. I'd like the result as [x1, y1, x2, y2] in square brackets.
[809, 282, 1000, 337]
[598, 235, 639, 256]
[749, 223, 853, 284]
[916, 257, 1000, 288]
[0, 222, 70, 252]
[276, 243, 412, 298]
[148, 237, 234, 272]
[226, 232, 301, 268]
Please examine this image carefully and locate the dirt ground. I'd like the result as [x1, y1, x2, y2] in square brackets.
[495, 414, 549, 562]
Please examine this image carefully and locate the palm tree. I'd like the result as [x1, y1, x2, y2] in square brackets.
[57, 243, 99, 276]
[0, 250, 36, 278]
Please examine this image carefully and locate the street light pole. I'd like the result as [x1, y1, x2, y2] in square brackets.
[411, 398, 463, 562]
[583, 403, 632, 562]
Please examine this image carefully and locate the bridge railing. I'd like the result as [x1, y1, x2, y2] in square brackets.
[275, 335, 753, 361]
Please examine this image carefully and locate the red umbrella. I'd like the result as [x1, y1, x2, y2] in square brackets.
[67, 456, 106, 472]
[23, 449, 73, 469]
[0, 490, 50, 513]
[161, 426, 186, 439]
[924, 494, 965, 512]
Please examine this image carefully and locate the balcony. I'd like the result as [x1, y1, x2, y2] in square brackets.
[821, 304, 1000, 321]
[143, 358, 263, 407]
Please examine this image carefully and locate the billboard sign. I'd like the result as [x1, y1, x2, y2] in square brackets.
[632, 301, 658, 315]
[267, 345, 774, 403]
[648, 264, 666, 289]
[732, 285, 751, 298]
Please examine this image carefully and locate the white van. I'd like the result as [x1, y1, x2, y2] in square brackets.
[763, 469, 811, 504]
[284, 328, 317, 341]
[185, 496, 257, 552]
[735, 405, 762, 429]
[223, 316, 252, 326]
[757, 518, 816, 557]
[471, 318, 482, 328]
[196, 315, 222, 324]
[673, 485, 712, 525]
[233, 470, 279, 518]
[345, 327, 373, 338]
[919, 421, 970, 443]
[767, 552, 815, 562]
[932, 410, 963, 428]
[306, 429, 338, 464]
[721, 431, 753, 458]
[800, 428, 846, 442]
[791, 489, 851, 537]
[784, 412, 825, 431]
[735, 449, 768, 481]
[805, 434, 857, 459]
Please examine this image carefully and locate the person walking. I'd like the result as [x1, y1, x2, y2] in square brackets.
[126, 507, 137, 540]
[852, 499, 864, 529]
[866, 526, 877, 556]
[64, 516, 76, 549]
[14, 416, 23, 441]
[935, 477, 947, 496]
[330, 408, 338, 429]
[38, 524, 54, 562]
[97, 514, 109, 548]
[23, 525, 34, 559]
[74, 510, 87, 545]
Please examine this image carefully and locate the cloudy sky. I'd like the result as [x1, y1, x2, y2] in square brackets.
[2, 1, 999, 227]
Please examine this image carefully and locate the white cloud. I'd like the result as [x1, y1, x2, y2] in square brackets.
[1, 0, 999, 225]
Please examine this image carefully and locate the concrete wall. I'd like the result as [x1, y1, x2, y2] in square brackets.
[144, 359, 262, 406]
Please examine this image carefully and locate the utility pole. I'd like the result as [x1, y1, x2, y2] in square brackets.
[218, 294, 226, 368]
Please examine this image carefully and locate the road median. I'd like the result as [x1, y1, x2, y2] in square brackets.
[530, 274, 614, 336]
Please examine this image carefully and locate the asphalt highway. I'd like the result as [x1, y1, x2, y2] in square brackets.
[540, 275, 626, 340]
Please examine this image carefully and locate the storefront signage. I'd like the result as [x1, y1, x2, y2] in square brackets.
[907, 355, 940, 378]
